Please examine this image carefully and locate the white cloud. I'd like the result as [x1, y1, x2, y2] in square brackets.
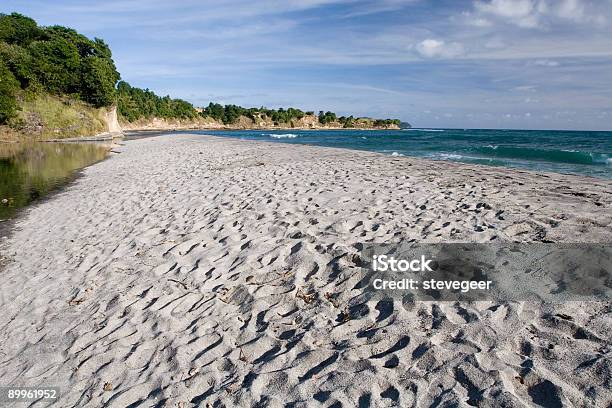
[416, 39, 464, 58]
[534, 59, 559, 67]
[474, 0, 540, 28]
[470, 0, 607, 29]
[472, 17, 494, 27]
[557, 0, 584, 21]
[514, 85, 537, 92]
[460, 11, 493, 27]
[483, 37, 506, 49]
[342, 0, 421, 18]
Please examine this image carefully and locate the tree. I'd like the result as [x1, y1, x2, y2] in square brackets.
[0, 13, 42, 45]
[0, 15, 121, 107]
[116, 80, 198, 122]
[28, 35, 81, 94]
[0, 59, 20, 123]
[223, 104, 244, 124]
[79, 38, 120, 107]
[318, 110, 337, 125]
[80, 55, 119, 107]
[0, 42, 36, 88]
[343, 115, 354, 128]
[204, 102, 224, 121]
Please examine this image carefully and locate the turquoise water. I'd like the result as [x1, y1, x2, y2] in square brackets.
[187, 128, 612, 179]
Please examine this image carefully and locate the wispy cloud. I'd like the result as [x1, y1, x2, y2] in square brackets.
[416, 39, 465, 59]
[471, 0, 607, 29]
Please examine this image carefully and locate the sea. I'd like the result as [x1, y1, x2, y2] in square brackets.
[186, 128, 612, 179]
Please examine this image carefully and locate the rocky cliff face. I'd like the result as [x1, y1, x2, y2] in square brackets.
[104, 106, 122, 133]
[1, 107, 401, 141]
[120, 113, 400, 131]
[119, 116, 220, 131]
[1, 95, 111, 141]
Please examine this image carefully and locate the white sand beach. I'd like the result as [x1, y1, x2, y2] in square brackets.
[0, 134, 610, 407]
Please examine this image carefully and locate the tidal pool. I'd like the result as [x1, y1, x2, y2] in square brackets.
[0, 142, 111, 221]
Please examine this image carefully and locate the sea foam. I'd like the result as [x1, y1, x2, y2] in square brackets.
[267, 133, 298, 139]
[403, 128, 445, 132]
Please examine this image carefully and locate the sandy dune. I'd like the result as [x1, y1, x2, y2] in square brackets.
[0, 134, 610, 407]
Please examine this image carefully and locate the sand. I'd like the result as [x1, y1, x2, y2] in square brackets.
[0, 134, 610, 407]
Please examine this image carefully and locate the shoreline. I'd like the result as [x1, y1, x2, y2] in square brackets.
[0, 141, 118, 239]
[42, 131, 124, 143]
[132, 130, 612, 182]
[0, 134, 610, 406]
[121, 124, 402, 132]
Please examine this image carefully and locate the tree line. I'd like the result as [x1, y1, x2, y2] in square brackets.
[201, 103, 311, 125]
[1, 13, 401, 128]
[200, 104, 400, 127]
[116, 81, 197, 122]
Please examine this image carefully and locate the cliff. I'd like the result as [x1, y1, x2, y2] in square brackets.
[0, 94, 114, 142]
[0, 100, 402, 142]
[121, 113, 401, 131]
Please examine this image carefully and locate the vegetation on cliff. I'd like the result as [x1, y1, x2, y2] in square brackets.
[1, 12, 402, 138]
[116, 81, 197, 122]
[195, 104, 400, 129]
[0, 13, 118, 114]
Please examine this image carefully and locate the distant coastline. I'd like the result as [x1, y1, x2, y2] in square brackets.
[120, 114, 405, 133]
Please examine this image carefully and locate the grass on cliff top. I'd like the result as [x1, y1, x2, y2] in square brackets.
[1, 94, 108, 141]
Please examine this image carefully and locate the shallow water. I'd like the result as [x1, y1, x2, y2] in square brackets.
[186, 128, 612, 179]
[0, 142, 111, 221]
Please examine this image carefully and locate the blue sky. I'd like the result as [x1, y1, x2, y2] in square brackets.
[4, 0, 612, 130]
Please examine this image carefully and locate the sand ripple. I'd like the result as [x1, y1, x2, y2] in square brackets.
[0, 134, 610, 407]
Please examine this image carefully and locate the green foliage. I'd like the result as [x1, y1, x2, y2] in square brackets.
[80, 54, 118, 107]
[0, 43, 35, 89]
[373, 118, 401, 127]
[78, 38, 120, 107]
[0, 12, 120, 114]
[0, 59, 20, 123]
[200, 103, 306, 125]
[116, 80, 197, 122]
[342, 115, 354, 128]
[198, 105, 400, 128]
[318, 110, 337, 125]
[204, 102, 224, 121]
[15, 94, 107, 138]
[28, 35, 81, 94]
[0, 13, 42, 45]
[223, 104, 244, 124]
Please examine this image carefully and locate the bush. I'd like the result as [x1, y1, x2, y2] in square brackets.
[0, 42, 36, 88]
[318, 110, 336, 125]
[0, 59, 20, 123]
